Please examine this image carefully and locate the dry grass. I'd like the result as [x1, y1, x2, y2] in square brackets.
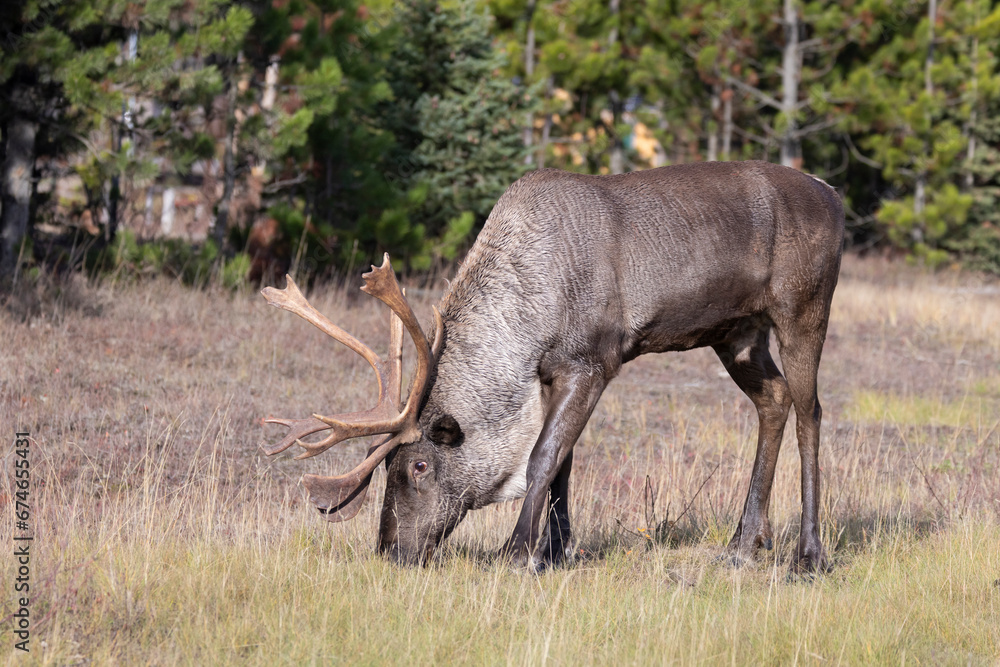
[1, 255, 999, 665]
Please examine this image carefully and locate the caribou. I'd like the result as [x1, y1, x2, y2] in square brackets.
[261, 160, 844, 572]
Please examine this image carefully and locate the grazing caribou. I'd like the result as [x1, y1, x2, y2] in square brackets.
[262, 160, 844, 572]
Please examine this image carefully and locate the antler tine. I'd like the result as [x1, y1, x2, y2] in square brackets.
[298, 304, 404, 458]
[261, 254, 439, 521]
[265, 310, 404, 460]
[300, 431, 403, 521]
[262, 275, 383, 374]
[430, 305, 445, 359]
[292, 410, 396, 459]
[261, 273, 403, 458]
[288, 307, 407, 521]
[361, 254, 440, 430]
[261, 416, 329, 456]
[265, 403, 393, 459]
[387, 299, 404, 404]
[327, 430, 402, 486]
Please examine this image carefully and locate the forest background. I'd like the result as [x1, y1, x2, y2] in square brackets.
[2, 0, 1000, 285]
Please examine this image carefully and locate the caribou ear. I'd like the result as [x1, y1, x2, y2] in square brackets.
[429, 414, 463, 447]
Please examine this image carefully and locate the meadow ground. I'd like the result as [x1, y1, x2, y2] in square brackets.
[1, 255, 999, 665]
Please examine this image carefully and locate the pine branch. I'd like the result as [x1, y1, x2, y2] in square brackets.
[732, 124, 771, 146]
[724, 74, 782, 111]
[844, 132, 883, 170]
[791, 116, 838, 139]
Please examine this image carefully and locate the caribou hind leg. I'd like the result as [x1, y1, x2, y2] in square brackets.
[774, 305, 833, 574]
[714, 323, 793, 566]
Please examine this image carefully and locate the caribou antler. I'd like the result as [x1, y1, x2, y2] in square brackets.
[261, 253, 444, 521]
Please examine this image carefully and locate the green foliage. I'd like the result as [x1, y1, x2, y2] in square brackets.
[837, 0, 999, 267]
[5, 0, 1000, 279]
[0, 0, 260, 260]
[89, 229, 250, 288]
[220, 252, 252, 289]
[142, 0, 257, 181]
[956, 111, 1000, 275]
[263, 202, 336, 278]
[878, 185, 974, 267]
[251, 0, 402, 275]
[947, 223, 1000, 275]
[438, 211, 476, 262]
[367, 0, 536, 267]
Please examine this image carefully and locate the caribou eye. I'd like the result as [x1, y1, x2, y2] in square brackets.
[413, 461, 428, 475]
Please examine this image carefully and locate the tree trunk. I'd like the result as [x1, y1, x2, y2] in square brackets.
[965, 116, 977, 190]
[607, 0, 624, 174]
[964, 2, 977, 190]
[608, 0, 620, 47]
[0, 103, 38, 278]
[707, 84, 720, 162]
[608, 89, 624, 175]
[104, 29, 139, 245]
[214, 76, 238, 251]
[538, 113, 552, 168]
[107, 90, 121, 243]
[924, 0, 936, 97]
[522, 0, 537, 164]
[779, 0, 801, 169]
[106, 176, 120, 243]
[722, 83, 733, 161]
[262, 56, 279, 112]
[915, 0, 936, 219]
[913, 179, 926, 234]
[609, 143, 625, 174]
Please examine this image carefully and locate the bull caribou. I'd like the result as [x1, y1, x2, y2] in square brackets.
[262, 160, 844, 572]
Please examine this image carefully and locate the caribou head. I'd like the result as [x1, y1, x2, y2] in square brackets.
[261, 254, 472, 563]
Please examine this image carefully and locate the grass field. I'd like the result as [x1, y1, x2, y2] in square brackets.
[2, 256, 999, 665]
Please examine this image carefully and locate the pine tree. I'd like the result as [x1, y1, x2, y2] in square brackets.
[0, 0, 126, 276]
[0, 0, 257, 277]
[376, 0, 536, 269]
[644, 0, 774, 164]
[838, 0, 996, 265]
[248, 0, 401, 276]
[126, 0, 254, 252]
[945, 0, 1000, 274]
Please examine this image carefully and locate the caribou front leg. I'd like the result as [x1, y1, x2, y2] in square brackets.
[540, 448, 574, 567]
[500, 366, 607, 570]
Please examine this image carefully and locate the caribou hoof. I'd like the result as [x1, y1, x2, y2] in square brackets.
[790, 539, 831, 576]
[539, 529, 575, 570]
[497, 540, 544, 573]
[721, 526, 773, 567]
[502, 551, 543, 573]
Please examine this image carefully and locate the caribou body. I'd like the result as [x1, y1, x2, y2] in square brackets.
[263, 160, 844, 572]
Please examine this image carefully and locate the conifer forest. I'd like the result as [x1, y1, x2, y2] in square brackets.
[2, 0, 1000, 282]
